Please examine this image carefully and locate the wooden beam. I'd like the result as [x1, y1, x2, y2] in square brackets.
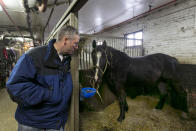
[64, 13, 79, 131]
[45, 0, 88, 44]
[72, 0, 88, 13]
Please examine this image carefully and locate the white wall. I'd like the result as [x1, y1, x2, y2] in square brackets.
[100, 0, 196, 64]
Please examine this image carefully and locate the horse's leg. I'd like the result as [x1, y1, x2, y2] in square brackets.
[124, 99, 128, 112]
[170, 82, 188, 113]
[109, 72, 128, 122]
[155, 82, 168, 109]
[115, 83, 127, 122]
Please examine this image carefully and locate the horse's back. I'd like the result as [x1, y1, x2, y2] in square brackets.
[132, 53, 178, 68]
[128, 53, 178, 83]
[141, 53, 177, 62]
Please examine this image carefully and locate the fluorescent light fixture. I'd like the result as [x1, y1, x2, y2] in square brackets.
[95, 17, 102, 25]
[0, 5, 2, 11]
[16, 37, 24, 42]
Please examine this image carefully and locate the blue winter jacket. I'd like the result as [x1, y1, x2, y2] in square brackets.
[6, 39, 73, 129]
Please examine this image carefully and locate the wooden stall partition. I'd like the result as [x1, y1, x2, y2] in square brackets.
[45, 0, 88, 129]
[65, 13, 79, 131]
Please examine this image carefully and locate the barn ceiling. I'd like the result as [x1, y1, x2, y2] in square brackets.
[78, 0, 175, 34]
[0, 0, 68, 43]
[0, 0, 176, 44]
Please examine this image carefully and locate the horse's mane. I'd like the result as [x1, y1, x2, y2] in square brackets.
[102, 45, 132, 68]
[106, 46, 130, 59]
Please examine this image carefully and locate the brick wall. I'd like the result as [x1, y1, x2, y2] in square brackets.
[99, 0, 196, 109]
[100, 0, 196, 64]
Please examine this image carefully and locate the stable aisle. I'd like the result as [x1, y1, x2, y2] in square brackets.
[0, 88, 17, 131]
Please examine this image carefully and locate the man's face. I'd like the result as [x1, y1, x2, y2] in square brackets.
[62, 34, 80, 55]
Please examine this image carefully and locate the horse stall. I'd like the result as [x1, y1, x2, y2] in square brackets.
[79, 34, 144, 70]
[78, 35, 196, 131]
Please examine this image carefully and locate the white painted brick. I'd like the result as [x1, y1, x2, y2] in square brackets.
[101, 0, 196, 64]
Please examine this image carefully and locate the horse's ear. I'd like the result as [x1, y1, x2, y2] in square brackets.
[102, 40, 107, 48]
[92, 40, 96, 48]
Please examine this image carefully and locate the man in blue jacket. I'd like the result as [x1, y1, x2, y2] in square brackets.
[6, 25, 80, 131]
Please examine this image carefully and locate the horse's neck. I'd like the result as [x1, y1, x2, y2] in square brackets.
[109, 49, 131, 69]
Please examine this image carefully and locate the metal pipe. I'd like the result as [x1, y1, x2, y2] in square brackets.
[42, 0, 58, 44]
[96, 0, 177, 34]
[47, 1, 65, 8]
[45, 0, 81, 44]
[1, 8, 25, 13]
[0, 0, 23, 36]
[3, 35, 32, 39]
[23, 0, 35, 45]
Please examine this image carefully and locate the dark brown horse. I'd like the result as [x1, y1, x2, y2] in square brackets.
[91, 40, 188, 122]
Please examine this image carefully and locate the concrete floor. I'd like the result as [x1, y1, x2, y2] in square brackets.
[0, 88, 17, 131]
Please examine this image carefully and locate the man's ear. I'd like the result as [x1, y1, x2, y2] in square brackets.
[63, 36, 68, 45]
[92, 40, 96, 48]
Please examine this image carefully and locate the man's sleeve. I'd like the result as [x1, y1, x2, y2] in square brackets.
[6, 54, 50, 107]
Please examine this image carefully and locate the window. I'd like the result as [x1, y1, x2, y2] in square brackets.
[125, 31, 143, 47]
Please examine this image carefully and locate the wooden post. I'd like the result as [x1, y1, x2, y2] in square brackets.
[43, 0, 88, 129]
[65, 13, 79, 131]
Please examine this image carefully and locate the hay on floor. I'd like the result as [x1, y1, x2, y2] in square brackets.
[80, 96, 196, 131]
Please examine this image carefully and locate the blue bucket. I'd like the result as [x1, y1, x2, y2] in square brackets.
[81, 87, 96, 98]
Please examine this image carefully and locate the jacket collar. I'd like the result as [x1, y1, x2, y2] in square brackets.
[44, 39, 71, 68]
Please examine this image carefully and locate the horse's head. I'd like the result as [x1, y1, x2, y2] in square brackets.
[91, 40, 110, 86]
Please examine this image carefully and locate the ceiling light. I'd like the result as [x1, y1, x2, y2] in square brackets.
[95, 17, 102, 25]
[16, 37, 24, 42]
[0, 5, 2, 11]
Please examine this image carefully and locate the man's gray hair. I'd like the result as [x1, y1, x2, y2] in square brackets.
[57, 25, 79, 41]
